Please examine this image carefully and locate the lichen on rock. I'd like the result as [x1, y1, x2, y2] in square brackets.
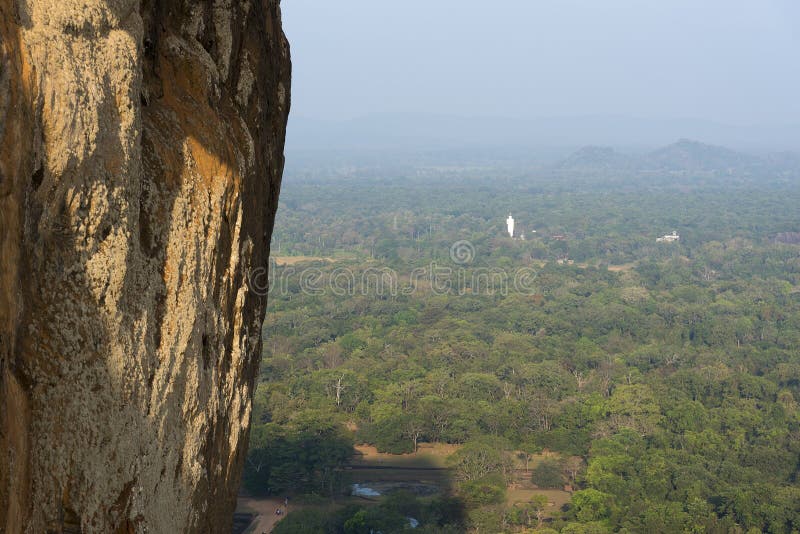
[0, 0, 290, 532]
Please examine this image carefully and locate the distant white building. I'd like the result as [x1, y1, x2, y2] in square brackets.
[506, 214, 515, 238]
[656, 231, 680, 243]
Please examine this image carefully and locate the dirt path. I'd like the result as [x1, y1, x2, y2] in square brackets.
[237, 497, 293, 534]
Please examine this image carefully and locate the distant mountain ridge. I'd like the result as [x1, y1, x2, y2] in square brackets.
[555, 139, 797, 173]
[643, 139, 760, 171]
[287, 113, 800, 153]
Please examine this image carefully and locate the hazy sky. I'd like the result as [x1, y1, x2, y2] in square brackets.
[282, 0, 800, 124]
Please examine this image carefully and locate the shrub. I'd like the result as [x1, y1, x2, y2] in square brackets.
[532, 458, 564, 488]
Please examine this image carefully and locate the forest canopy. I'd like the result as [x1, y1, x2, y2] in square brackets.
[247, 161, 800, 533]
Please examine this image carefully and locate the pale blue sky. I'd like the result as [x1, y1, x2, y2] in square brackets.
[282, 0, 800, 125]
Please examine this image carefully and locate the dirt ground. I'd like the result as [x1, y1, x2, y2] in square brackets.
[606, 262, 637, 272]
[506, 488, 572, 511]
[272, 256, 335, 265]
[353, 443, 459, 468]
[236, 497, 294, 534]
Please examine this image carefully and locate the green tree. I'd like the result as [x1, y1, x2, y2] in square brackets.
[448, 436, 513, 482]
[571, 489, 612, 522]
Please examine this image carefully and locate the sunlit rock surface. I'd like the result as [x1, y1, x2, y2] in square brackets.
[0, 0, 290, 531]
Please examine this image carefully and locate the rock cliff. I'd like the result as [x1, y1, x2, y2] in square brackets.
[0, 0, 290, 532]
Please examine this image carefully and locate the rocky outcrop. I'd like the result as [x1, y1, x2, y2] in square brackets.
[0, 0, 290, 532]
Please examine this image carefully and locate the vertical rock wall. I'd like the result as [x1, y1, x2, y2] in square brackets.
[0, 0, 290, 531]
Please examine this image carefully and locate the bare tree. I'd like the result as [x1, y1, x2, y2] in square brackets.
[572, 369, 589, 391]
[334, 373, 347, 407]
[563, 456, 585, 486]
[402, 417, 426, 453]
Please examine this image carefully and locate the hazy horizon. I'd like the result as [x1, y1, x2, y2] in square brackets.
[285, 112, 800, 153]
[283, 0, 800, 127]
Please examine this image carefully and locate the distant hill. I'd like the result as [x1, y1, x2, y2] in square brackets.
[555, 146, 634, 171]
[555, 139, 800, 174]
[642, 139, 759, 171]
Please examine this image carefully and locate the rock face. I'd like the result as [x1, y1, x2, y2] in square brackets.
[0, 0, 290, 531]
